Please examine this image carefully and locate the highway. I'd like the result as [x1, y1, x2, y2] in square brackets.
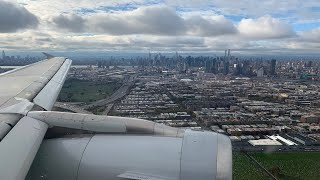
[54, 102, 93, 114]
[84, 74, 136, 109]
[54, 74, 136, 115]
[102, 104, 114, 115]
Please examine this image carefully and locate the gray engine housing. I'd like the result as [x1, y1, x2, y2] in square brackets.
[27, 130, 232, 180]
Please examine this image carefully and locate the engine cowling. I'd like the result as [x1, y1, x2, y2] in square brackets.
[27, 129, 232, 180]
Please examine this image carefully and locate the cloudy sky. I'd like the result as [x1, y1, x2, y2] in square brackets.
[1, 0, 320, 55]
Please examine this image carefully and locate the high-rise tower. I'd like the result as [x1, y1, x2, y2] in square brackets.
[2, 50, 5, 60]
[224, 49, 231, 75]
[271, 59, 276, 75]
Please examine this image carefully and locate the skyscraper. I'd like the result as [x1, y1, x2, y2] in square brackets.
[223, 60, 229, 75]
[2, 50, 5, 60]
[234, 63, 242, 76]
[212, 58, 217, 74]
[257, 67, 264, 77]
[205, 59, 211, 73]
[223, 49, 230, 75]
[271, 59, 276, 75]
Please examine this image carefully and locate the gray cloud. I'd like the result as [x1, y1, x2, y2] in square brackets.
[51, 14, 86, 32]
[0, 1, 38, 33]
[50, 6, 237, 37]
[186, 15, 238, 36]
[299, 28, 320, 42]
[130, 36, 205, 48]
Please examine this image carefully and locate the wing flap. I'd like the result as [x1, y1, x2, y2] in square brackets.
[0, 116, 48, 180]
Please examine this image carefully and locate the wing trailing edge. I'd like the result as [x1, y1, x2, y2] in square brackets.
[33, 58, 72, 110]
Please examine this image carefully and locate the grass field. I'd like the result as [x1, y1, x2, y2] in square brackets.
[58, 78, 121, 103]
[252, 152, 320, 180]
[233, 152, 320, 180]
[233, 152, 269, 180]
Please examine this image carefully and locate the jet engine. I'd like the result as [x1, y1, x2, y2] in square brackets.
[26, 111, 232, 180]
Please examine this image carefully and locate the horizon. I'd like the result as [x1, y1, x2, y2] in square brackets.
[2, 51, 320, 62]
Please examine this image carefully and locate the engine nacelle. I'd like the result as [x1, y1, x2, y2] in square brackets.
[27, 130, 232, 180]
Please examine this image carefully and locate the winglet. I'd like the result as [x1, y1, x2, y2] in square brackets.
[42, 52, 55, 59]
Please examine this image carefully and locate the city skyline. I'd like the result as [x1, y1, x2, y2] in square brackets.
[0, 0, 320, 55]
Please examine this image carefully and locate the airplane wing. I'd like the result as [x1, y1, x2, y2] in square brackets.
[0, 57, 72, 180]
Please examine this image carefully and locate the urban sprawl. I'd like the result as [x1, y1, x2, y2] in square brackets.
[1, 50, 320, 152]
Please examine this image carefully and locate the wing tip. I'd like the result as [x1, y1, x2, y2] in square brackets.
[42, 52, 55, 59]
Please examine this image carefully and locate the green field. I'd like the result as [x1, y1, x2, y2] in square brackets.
[233, 152, 320, 180]
[252, 152, 320, 180]
[58, 78, 121, 103]
[233, 152, 269, 180]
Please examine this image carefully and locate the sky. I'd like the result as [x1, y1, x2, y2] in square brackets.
[0, 0, 320, 56]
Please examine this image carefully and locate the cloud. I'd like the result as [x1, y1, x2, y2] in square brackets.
[88, 6, 186, 35]
[0, 1, 38, 33]
[51, 14, 86, 32]
[50, 6, 237, 37]
[186, 15, 238, 36]
[298, 28, 320, 42]
[238, 15, 295, 39]
[1, 0, 319, 55]
[130, 36, 205, 48]
[0, 31, 55, 49]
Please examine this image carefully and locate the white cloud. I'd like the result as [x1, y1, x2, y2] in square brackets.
[237, 15, 295, 39]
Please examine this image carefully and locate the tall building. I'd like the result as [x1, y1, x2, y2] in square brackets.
[242, 60, 251, 76]
[148, 51, 152, 62]
[234, 64, 242, 76]
[212, 58, 217, 74]
[223, 60, 229, 75]
[2, 50, 5, 60]
[205, 59, 211, 73]
[257, 67, 264, 77]
[271, 59, 276, 75]
[223, 49, 231, 75]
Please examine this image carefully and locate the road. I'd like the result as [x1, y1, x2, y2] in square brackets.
[84, 74, 136, 109]
[54, 74, 136, 114]
[54, 102, 93, 114]
[102, 104, 114, 115]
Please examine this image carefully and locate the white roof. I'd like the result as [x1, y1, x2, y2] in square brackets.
[267, 135, 297, 146]
[249, 139, 282, 146]
[180, 79, 193, 82]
